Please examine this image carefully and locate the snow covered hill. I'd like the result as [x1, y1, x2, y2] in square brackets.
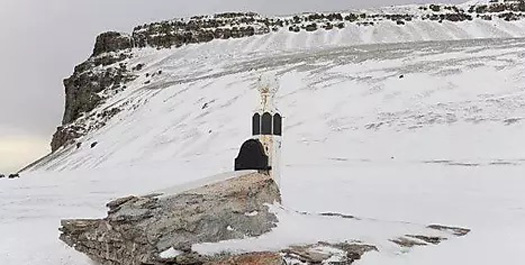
[2, 1, 525, 265]
[28, 37, 525, 172]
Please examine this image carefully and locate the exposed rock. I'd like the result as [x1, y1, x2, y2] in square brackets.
[393, 232, 457, 248]
[92, 32, 134, 57]
[174, 252, 206, 265]
[59, 172, 281, 265]
[504, 118, 522, 125]
[390, 237, 427, 247]
[305, 23, 318, 32]
[284, 246, 331, 263]
[318, 212, 355, 219]
[8, 173, 20, 179]
[282, 242, 377, 264]
[51, 125, 86, 152]
[429, 4, 441, 12]
[427, 224, 471, 236]
[62, 60, 135, 125]
[209, 252, 283, 265]
[332, 242, 378, 261]
[132, 63, 145, 71]
[51, 44, 137, 151]
[406, 235, 446, 245]
[0, 174, 5, 179]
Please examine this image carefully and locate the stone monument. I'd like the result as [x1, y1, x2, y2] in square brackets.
[234, 73, 282, 187]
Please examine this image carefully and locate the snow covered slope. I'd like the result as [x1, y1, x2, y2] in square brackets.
[29, 37, 525, 172]
[3, 2, 525, 265]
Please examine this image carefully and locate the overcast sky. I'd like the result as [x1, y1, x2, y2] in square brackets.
[0, 0, 465, 172]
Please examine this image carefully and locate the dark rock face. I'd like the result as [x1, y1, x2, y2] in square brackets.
[92, 32, 134, 57]
[51, 125, 86, 152]
[59, 172, 281, 265]
[62, 59, 134, 125]
[52, 43, 136, 151]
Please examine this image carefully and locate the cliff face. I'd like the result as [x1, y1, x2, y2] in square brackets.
[52, 32, 136, 151]
[50, 1, 525, 152]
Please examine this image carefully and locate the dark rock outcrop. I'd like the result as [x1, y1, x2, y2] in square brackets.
[62, 58, 134, 125]
[8, 173, 20, 179]
[50, 125, 86, 152]
[52, 37, 136, 152]
[92, 32, 134, 57]
[59, 172, 281, 265]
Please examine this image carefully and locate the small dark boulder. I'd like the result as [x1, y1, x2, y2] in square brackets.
[8, 173, 20, 179]
[132, 63, 145, 71]
[0, 174, 5, 179]
[305, 23, 318, 32]
[90, 142, 98, 148]
[399, 74, 404, 79]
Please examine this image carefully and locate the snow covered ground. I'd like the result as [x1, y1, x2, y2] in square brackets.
[2, 32, 525, 264]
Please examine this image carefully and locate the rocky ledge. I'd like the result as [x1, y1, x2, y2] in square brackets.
[59, 172, 281, 265]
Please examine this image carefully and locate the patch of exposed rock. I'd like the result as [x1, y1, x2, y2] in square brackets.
[59, 172, 281, 265]
[427, 224, 471, 236]
[93, 32, 134, 56]
[50, 125, 86, 152]
[283, 242, 377, 264]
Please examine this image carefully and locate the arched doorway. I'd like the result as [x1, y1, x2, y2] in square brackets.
[234, 139, 270, 171]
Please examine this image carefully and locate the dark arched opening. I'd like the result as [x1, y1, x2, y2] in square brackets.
[234, 139, 269, 171]
[273, 113, 282, 136]
[261, 112, 272, 135]
[252, 113, 261, 135]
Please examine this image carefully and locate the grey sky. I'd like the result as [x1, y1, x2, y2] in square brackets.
[0, 0, 465, 172]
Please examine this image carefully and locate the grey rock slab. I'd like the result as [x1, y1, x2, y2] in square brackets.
[60, 172, 281, 265]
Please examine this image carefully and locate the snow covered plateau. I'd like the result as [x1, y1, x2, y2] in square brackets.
[2, 1, 525, 264]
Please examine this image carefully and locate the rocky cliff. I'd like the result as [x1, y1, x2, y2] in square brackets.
[50, 0, 525, 152]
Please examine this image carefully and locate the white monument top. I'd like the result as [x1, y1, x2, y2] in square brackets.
[257, 73, 279, 113]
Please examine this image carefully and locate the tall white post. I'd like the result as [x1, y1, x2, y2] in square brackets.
[255, 73, 281, 187]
